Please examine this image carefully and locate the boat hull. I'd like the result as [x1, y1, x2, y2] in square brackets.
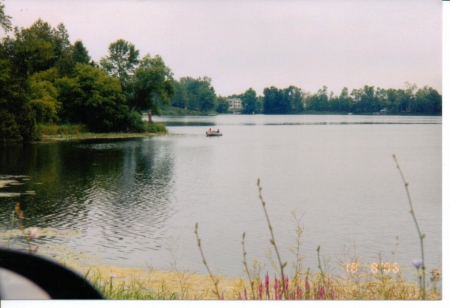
[206, 132, 223, 137]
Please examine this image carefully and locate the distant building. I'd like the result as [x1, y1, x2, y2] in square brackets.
[227, 98, 242, 109]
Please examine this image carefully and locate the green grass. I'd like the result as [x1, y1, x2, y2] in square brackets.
[38, 123, 88, 136]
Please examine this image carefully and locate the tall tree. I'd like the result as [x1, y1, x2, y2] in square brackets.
[56, 63, 128, 132]
[216, 96, 229, 113]
[284, 86, 303, 113]
[128, 54, 174, 115]
[178, 76, 216, 112]
[241, 87, 257, 114]
[263, 86, 283, 114]
[72, 40, 91, 64]
[100, 39, 139, 91]
[0, 1, 12, 33]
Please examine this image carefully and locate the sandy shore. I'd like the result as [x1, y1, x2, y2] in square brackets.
[64, 260, 243, 299]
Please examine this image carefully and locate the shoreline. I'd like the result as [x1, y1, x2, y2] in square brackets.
[64, 260, 241, 300]
[40, 132, 171, 141]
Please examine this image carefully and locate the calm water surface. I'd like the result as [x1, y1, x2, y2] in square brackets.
[0, 115, 442, 278]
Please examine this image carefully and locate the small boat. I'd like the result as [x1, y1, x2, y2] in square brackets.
[206, 131, 223, 137]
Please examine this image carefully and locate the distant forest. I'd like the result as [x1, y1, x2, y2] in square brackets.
[237, 83, 442, 115]
[0, 3, 442, 143]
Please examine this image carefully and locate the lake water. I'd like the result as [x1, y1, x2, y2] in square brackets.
[0, 115, 442, 279]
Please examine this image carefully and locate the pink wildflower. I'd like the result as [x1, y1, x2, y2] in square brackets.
[274, 277, 279, 300]
[296, 286, 303, 300]
[265, 273, 270, 299]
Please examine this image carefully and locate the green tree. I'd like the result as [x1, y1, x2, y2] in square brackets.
[7, 19, 71, 75]
[179, 76, 216, 112]
[415, 86, 441, 115]
[216, 96, 229, 113]
[284, 86, 303, 113]
[100, 39, 140, 91]
[0, 28, 38, 142]
[0, 1, 12, 33]
[242, 87, 257, 114]
[307, 86, 329, 112]
[336, 87, 351, 113]
[72, 40, 91, 64]
[170, 79, 188, 109]
[29, 76, 60, 123]
[263, 86, 283, 114]
[56, 63, 128, 132]
[128, 54, 174, 115]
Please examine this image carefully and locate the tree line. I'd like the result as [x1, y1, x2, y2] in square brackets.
[0, 3, 442, 143]
[221, 83, 441, 116]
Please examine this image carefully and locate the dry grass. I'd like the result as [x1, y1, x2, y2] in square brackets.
[64, 261, 240, 300]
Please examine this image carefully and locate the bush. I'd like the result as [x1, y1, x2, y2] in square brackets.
[144, 122, 166, 133]
[15, 106, 40, 141]
[124, 111, 145, 133]
[0, 109, 22, 143]
[0, 107, 40, 143]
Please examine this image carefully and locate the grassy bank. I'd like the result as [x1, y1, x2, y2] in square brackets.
[38, 123, 168, 141]
[59, 261, 441, 300]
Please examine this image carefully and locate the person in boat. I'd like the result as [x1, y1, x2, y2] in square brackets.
[208, 128, 212, 133]
[216, 128, 220, 133]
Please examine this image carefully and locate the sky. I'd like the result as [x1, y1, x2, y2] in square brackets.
[0, 0, 444, 97]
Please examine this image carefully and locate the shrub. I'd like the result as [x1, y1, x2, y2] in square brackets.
[144, 122, 166, 133]
[0, 109, 22, 143]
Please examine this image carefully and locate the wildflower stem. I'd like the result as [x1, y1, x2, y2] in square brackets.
[194, 223, 221, 299]
[317, 246, 327, 294]
[393, 154, 426, 299]
[242, 232, 255, 299]
[257, 179, 288, 299]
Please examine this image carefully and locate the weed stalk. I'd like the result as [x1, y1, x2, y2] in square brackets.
[241, 232, 255, 299]
[257, 178, 288, 299]
[393, 154, 426, 299]
[194, 223, 221, 299]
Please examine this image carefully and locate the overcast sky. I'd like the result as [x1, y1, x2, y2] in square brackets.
[1, 0, 444, 97]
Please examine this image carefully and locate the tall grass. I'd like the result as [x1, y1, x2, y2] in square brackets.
[193, 163, 441, 300]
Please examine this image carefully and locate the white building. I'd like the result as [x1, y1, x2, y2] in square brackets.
[227, 98, 242, 109]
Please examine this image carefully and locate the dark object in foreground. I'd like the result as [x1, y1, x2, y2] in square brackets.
[0, 248, 103, 299]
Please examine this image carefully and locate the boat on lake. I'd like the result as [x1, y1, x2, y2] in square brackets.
[206, 131, 222, 137]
